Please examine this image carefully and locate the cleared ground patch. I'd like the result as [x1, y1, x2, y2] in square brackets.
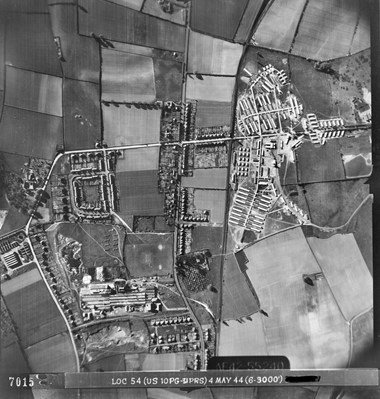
[219, 313, 268, 356]
[103, 106, 161, 147]
[195, 101, 232, 127]
[234, 0, 265, 43]
[186, 76, 235, 103]
[241, 227, 350, 368]
[254, 0, 307, 53]
[102, 49, 155, 103]
[5, 67, 62, 117]
[296, 140, 346, 183]
[0, 106, 63, 159]
[3, 279, 67, 348]
[116, 147, 159, 173]
[193, 189, 225, 224]
[191, 0, 248, 41]
[5, 13, 61, 77]
[221, 254, 259, 321]
[188, 32, 243, 75]
[307, 234, 373, 321]
[292, 0, 359, 60]
[63, 79, 101, 151]
[182, 168, 227, 189]
[117, 170, 164, 217]
[25, 332, 77, 372]
[78, 0, 186, 52]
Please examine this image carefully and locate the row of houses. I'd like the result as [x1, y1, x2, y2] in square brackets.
[305, 113, 345, 145]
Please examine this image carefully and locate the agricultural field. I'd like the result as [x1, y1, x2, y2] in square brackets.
[190, 0, 248, 40]
[350, 309, 373, 367]
[47, 222, 125, 269]
[193, 189, 226, 224]
[116, 147, 160, 172]
[48, 2, 100, 82]
[186, 76, 235, 103]
[187, 32, 243, 75]
[350, 7, 371, 54]
[5, 13, 62, 76]
[303, 179, 370, 228]
[0, 206, 29, 236]
[117, 169, 164, 217]
[106, 0, 143, 10]
[1, 267, 41, 296]
[0, 106, 63, 159]
[2, 279, 67, 348]
[219, 313, 268, 356]
[5, 66, 62, 117]
[141, 353, 188, 371]
[182, 168, 227, 189]
[63, 79, 101, 151]
[292, 0, 361, 60]
[123, 233, 173, 277]
[344, 155, 372, 178]
[102, 49, 156, 103]
[307, 234, 373, 321]
[254, 0, 306, 53]
[1, 341, 31, 375]
[191, 226, 223, 255]
[195, 101, 232, 127]
[153, 58, 182, 101]
[221, 254, 259, 321]
[25, 332, 77, 372]
[296, 140, 346, 183]
[103, 107, 161, 147]
[241, 228, 350, 368]
[142, 0, 186, 25]
[234, 0, 265, 43]
[78, 0, 186, 53]
[84, 354, 126, 372]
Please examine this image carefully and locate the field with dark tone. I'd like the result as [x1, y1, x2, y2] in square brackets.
[83, 354, 126, 372]
[190, 0, 248, 40]
[191, 226, 223, 255]
[153, 58, 182, 101]
[195, 101, 232, 127]
[221, 254, 259, 321]
[303, 179, 370, 227]
[63, 79, 101, 150]
[234, 0, 264, 43]
[78, 0, 186, 52]
[3, 279, 66, 348]
[124, 233, 173, 277]
[5, 13, 62, 77]
[0, 106, 63, 159]
[117, 170, 164, 217]
[296, 140, 346, 183]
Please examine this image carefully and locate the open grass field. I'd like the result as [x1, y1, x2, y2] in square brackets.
[193, 189, 226, 224]
[344, 155, 372, 178]
[307, 234, 373, 321]
[25, 332, 77, 372]
[124, 235, 173, 277]
[351, 7, 370, 54]
[103, 106, 161, 147]
[5, 67, 62, 117]
[0, 106, 63, 159]
[49, 3, 100, 83]
[3, 279, 66, 348]
[219, 313, 268, 356]
[188, 32, 243, 75]
[191, 0, 248, 41]
[241, 227, 350, 368]
[0, 341, 31, 375]
[78, 0, 186, 52]
[350, 309, 373, 367]
[48, 222, 124, 268]
[142, 0, 186, 25]
[195, 101, 232, 127]
[1, 266, 41, 296]
[254, 0, 307, 53]
[234, 0, 265, 43]
[102, 49, 156, 103]
[116, 147, 160, 172]
[182, 168, 227, 189]
[292, 0, 359, 60]
[303, 179, 370, 227]
[296, 140, 346, 183]
[191, 226, 223, 255]
[221, 254, 259, 321]
[141, 353, 187, 371]
[63, 79, 101, 151]
[153, 58, 182, 101]
[5, 13, 62, 77]
[186, 76, 235, 103]
[117, 170, 164, 216]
